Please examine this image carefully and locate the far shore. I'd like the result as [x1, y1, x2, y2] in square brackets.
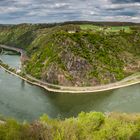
[0, 44, 140, 94]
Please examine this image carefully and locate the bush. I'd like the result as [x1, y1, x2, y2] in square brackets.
[0, 112, 140, 139]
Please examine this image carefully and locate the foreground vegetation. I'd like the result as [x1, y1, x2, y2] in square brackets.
[0, 112, 140, 140]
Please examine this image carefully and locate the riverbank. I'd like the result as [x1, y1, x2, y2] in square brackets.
[1, 61, 140, 94]
[0, 45, 140, 93]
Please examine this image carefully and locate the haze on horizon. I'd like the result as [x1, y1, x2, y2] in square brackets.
[0, 0, 140, 24]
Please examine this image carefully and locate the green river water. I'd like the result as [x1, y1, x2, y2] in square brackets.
[0, 54, 140, 122]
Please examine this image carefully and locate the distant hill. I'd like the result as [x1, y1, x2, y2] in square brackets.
[0, 21, 140, 28]
[58, 21, 140, 26]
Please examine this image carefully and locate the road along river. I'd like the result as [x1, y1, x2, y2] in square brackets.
[0, 54, 140, 122]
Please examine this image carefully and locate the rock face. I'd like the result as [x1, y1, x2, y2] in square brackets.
[61, 52, 92, 86]
[40, 53, 93, 86]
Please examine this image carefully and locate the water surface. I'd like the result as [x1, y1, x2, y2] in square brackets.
[0, 54, 140, 121]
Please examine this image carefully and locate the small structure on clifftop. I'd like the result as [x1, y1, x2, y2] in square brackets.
[62, 24, 80, 33]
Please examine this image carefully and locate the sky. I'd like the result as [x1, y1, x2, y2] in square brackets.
[0, 0, 140, 24]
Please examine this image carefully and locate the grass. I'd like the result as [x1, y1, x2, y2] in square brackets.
[108, 26, 131, 33]
[80, 24, 101, 31]
[80, 24, 131, 33]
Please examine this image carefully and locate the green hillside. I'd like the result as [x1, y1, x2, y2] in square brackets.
[0, 23, 140, 86]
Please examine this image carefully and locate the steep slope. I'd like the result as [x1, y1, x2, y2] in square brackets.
[25, 25, 140, 86]
[0, 23, 49, 49]
[0, 23, 140, 86]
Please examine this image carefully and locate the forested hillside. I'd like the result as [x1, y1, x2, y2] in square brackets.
[0, 23, 140, 86]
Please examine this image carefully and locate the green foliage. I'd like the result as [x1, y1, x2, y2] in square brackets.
[0, 119, 30, 140]
[0, 112, 140, 140]
[40, 114, 50, 122]
[0, 24, 44, 49]
[78, 112, 105, 130]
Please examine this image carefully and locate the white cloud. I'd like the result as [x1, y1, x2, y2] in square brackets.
[0, 6, 20, 14]
[50, 3, 70, 8]
[0, 0, 140, 23]
[15, 0, 32, 6]
[104, 2, 140, 10]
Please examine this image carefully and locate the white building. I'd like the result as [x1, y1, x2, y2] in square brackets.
[16, 69, 21, 74]
[68, 31, 76, 34]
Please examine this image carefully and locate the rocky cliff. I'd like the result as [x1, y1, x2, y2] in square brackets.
[0, 23, 140, 86]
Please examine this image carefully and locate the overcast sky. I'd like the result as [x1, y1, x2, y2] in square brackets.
[0, 0, 140, 24]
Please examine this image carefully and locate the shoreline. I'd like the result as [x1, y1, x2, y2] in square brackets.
[0, 45, 140, 93]
[0, 64, 140, 94]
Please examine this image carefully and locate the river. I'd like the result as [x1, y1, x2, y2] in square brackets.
[0, 54, 140, 122]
